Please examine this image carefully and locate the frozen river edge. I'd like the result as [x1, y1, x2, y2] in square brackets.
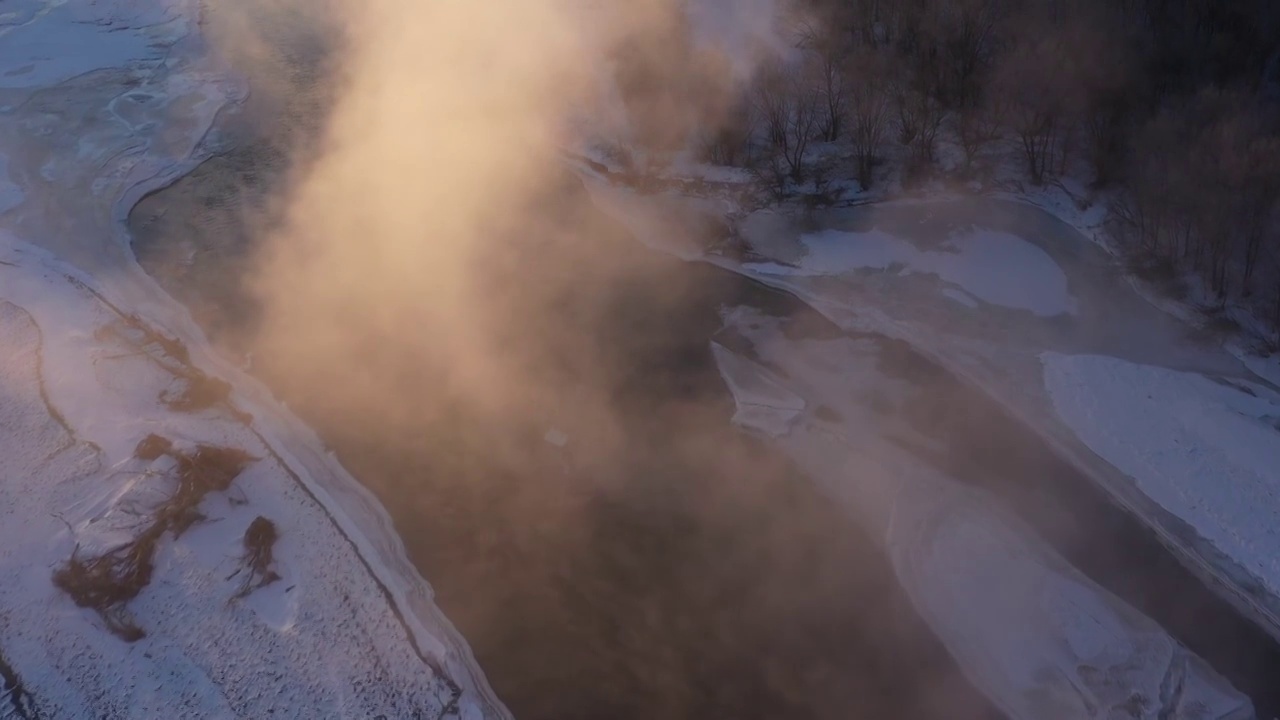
[584, 176, 1280, 651]
[0, 1, 510, 716]
[580, 176, 1267, 719]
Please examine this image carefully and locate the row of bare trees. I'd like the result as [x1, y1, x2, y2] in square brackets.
[702, 0, 1013, 190]
[1115, 90, 1280, 311]
[730, 0, 1280, 337]
[610, 0, 1280, 336]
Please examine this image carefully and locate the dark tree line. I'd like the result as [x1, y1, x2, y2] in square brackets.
[612, 0, 1280, 341]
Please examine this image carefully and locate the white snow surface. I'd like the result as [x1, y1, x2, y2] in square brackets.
[746, 228, 1077, 317]
[1043, 353, 1280, 598]
[0, 1, 507, 717]
[709, 341, 805, 437]
[0, 237, 483, 719]
[890, 473, 1250, 720]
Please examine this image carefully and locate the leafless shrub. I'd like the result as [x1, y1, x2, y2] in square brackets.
[797, 20, 851, 142]
[847, 52, 892, 189]
[230, 516, 283, 600]
[752, 60, 821, 183]
[956, 95, 1005, 171]
[894, 79, 945, 178]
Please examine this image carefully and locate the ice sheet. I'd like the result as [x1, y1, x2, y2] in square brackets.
[1044, 352, 1280, 599]
[746, 227, 1078, 317]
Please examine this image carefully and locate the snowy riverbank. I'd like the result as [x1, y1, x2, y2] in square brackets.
[707, 303, 1253, 720]
[582, 173, 1275, 718]
[0, 1, 507, 716]
[586, 177, 1280, 644]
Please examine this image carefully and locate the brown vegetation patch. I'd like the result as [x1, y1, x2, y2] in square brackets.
[53, 442, 256, 641]
[230, 516, 283, 599]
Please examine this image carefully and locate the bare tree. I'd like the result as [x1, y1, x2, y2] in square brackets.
[1111, 132, 1204, 313]
[956, 94, 1005, 170]
[895, 76, 946, 170]
[815, 51, 848, 142]
[1113, 109, 1197, 262]
[996, 26, 1075, 186]
[753, 62, 790, 150]
[1083, 100, 1129, 187]
[1117, 88, 1280, 309]
[941, 0, 1007, 109]
[1242, 197, 1280, 294]
[1192, 96, 1280, 297]
[847, 55, 892, 188]
[782, 84, 822, 180]
[798, 21, 851, 142]
[1070, 2, 1143, 187]
[1012, 98, 1061, 185]
[752, 60, 821, 183]
[819, 0, 899, 50]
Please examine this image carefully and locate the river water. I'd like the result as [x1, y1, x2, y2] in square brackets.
[124, 18, 1280, 712]
[132, 147, 1007, 718]
[131, 136, 1280, 719]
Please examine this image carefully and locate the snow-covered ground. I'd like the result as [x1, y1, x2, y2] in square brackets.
[744, 226, 1078, 317]
[0, 1, 506, 717]
[0, 235, 480, 718]
[711, 305, 1254, 720]
[1043, 354, 1280, 598]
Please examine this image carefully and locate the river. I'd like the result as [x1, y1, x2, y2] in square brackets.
[121, 6, 1280, 708]
[130, 133, 1280, 720]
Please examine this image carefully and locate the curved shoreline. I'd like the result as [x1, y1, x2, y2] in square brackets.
[0, 1, 512, 715]
[105, 48, 519, 720]
[702, 240, 1280, 650]
[581, 176, 1280, 713]
[591, 178, 1280, 652]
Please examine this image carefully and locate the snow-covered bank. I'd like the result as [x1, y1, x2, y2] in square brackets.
[1043, 354, 1280, 599]
[0, 1, 506, 716]
[586, 178, 1280, 650]
[0, 235, 479, 718]
[744, 226, 1077, 317]
[711, 306, 1254, 720]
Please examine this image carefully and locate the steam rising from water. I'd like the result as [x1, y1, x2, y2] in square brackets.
[190, 3, 1012, 718]
[242, 0, 784, 452]
[122, 1, 1280, 716]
